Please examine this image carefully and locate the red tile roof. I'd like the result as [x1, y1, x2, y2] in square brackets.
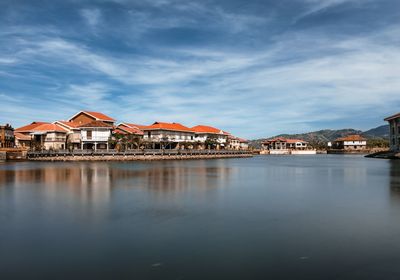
[143, 122, 194, 132]
[14, 132, 31, 141]
[116, 124, 144, 135]
[384, 112, 400, 121]
[31, 123, 68, 133]
[334, 135, 367, 142]
[123, 123, 148, 130]
[55, 121, 80, 129]
[15, 122, 49, 132]
[192, 125, 225, 134]
[79, 120, 113, 128]
[69, 111, 115, 122]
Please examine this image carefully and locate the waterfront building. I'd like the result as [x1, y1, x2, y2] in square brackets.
[142, 122, 195, 149]
[262, 138, 313, 155]
[79, 120, 113, 150]
[384, 112, 400, 151]
[331, 135, 367, 151]
[115, 123, 145, 137]
[68, 111, 115, 126]
[192, 125, 229, 149]
[54, 121, 82, 150]
[0, 124, 14, 148]
[14, 132, 32, 148]
[15, 122, 49, 148]
[228, 136, 241, 150]
[239, 138, 249, 150]
[30, 123, 68, 150]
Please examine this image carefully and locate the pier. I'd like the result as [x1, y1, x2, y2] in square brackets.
[27, 149, 253, 161]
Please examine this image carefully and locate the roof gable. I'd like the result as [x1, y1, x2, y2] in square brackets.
[68, 111, 115, 122]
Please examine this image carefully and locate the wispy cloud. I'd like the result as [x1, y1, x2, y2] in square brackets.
[0, 0, 399, 138]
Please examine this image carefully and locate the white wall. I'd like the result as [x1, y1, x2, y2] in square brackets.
[81, 129, 111, 142]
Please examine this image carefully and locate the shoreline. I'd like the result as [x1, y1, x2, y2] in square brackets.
[26, 150, 253, 162]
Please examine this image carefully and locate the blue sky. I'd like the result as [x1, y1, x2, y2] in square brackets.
[0, 0, 399, 139]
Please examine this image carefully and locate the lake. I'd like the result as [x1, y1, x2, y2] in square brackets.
[1, 155, 400, 280]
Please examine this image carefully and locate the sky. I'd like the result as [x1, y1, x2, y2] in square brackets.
[0, 0, 399, 139]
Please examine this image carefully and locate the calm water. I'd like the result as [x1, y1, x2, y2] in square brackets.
[1, 155, 400, 280]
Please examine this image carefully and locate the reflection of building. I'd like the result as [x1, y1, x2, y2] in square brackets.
[0, 124, 14, 148]
[331, 135, 367, 151]
[385, 112, 400, 152]
[390, 161, 400, 191]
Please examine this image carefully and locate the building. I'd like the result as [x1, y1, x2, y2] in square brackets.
[262, 138, 313, 155]
[263, 138, 309, 150]
[239, 138, 249, 150]
[30, 123, 68, 150]
[115, 123, 145, 137]
[192, 125, 229, 149]
[228, 136, 241, 150]
[0, 124, 14, 148]
[142, 122, 195, 149]
[384, 112, 400, 152]
[15, 122, 49, 149]
[54, 121, 82, 150]
[68, 111, 115, 126]
[14, 132, 32, 148]
[331, 135, 367, 151]
[79, 121, 113, 150]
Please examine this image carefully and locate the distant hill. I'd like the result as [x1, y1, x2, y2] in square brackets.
[362, 125, 390, 139]
[249, 125, 389, 149]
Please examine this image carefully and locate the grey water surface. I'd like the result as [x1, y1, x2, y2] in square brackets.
[1, 155, 400, 280]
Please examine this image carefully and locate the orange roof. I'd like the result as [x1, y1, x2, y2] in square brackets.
[192, 125, 225, 134]
[69, 111, 115, 122]
[14, 132, 31, 141]
[55, 121, 80, 129]
[143, 122, 194, 132]
[123, 123, 148, 130]
[238, 138, 248, 143]
[384, 112, 400, 121]
[79, 121, 112, 128]
[31, 123, 67, 133]
[15, 122, 49, 132]
[116, 124, 144, 135]
[335, 135, 366, 142]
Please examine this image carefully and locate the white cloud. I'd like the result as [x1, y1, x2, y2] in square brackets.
[80, 8, 102, 27]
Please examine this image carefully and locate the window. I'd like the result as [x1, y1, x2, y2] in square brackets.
[191, 136, 193, 140]
[148, 131, 151, 137]
[87, 130, 92, 140]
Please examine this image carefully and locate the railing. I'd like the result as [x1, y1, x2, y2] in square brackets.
[27, 149, 251, 158]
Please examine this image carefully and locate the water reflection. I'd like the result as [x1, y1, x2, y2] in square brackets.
[0, 161, 232, 202]
[390, 160, 400, 196]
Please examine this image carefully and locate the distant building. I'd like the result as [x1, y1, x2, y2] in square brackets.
[384, 113, 400, 151]
[331, 135, 367, 151]
[0, 124, 14, 148]
[15, 122, 48, 149]
[262, 138, 314, 155]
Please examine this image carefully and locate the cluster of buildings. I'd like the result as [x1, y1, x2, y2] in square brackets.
[262, 135, 369, 154]
[1, 111, 249, 151]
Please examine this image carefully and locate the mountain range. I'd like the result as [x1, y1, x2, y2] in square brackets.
[249, 125, 389, 149]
